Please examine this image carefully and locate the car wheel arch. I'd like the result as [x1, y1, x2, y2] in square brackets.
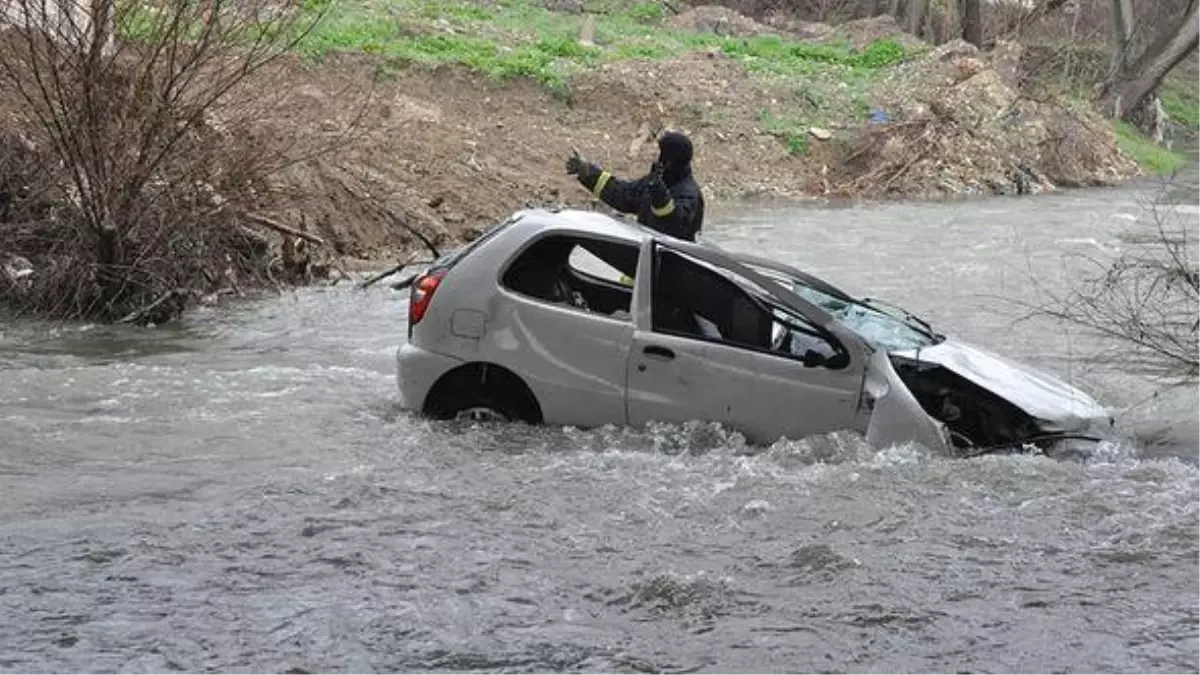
[422, 361, 544, 424]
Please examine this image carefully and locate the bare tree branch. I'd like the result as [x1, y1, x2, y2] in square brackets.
[1007, 190, 1198, 383]
[0, 0, 358, 323]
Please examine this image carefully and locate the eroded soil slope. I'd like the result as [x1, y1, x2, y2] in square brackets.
[247, 40, 1140, 259]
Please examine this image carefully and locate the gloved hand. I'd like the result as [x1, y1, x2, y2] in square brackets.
[566, 149, 587, 176]
[648, 162, 670, 207]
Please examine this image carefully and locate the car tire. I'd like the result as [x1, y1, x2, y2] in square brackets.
[423, 363, 543, 425]
[452, 399, 515, 423]
[444, 388, 536, 424]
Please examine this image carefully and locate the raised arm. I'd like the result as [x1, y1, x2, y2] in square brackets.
[567, 151, 644, 215]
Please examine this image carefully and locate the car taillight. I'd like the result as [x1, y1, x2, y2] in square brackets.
[409, 269, 446, 327]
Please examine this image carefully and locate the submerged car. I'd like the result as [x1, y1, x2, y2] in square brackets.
[395, 208, 1112, 456]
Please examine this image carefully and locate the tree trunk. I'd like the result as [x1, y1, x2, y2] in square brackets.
[1101, 1, 1200, 119]
[906, 0, 927, 35]
[1109, 0, 1135, 72]
[938, 0, 958, 44]
[962, 0, 983, 46]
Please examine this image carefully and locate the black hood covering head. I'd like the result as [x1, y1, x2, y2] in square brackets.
[656, 131, 694, 184]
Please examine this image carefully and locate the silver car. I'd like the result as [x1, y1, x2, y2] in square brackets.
[395, 208, 1112, 456]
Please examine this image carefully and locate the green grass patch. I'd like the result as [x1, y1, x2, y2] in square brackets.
[751, 72, 874, 141]
[1114, 120, 1188, 175]
[293, 0, 908, 91]
[1156, 53, 1200, 132]
[758, 109, 809, 155]
[690, 35, 906, 79]
[1160, 66, 1199, 131]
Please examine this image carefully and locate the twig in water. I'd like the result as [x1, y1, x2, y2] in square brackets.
[391, 273, 420, 291]
[118, 288, 183, 324]
[359, 252, 418, 290]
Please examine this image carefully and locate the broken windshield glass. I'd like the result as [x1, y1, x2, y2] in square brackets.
[789, 282, 941, 352]
[740, 263, 941, 352]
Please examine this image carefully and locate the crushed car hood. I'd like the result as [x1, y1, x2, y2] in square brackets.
[890, 339, 1109, 430]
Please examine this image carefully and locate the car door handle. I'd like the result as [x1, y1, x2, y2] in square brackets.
[642, 345, 675, 360]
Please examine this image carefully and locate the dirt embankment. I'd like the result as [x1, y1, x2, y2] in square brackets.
[234, 16, 1142, 259]
[240, 52, 841, 259]
[1, 6, 1148, 272]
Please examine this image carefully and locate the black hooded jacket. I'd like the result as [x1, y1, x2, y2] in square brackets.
[574, 132, 705, 241]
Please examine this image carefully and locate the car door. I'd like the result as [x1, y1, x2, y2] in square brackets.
[485, 233, 638, 429]
[625, 242, 870, 445]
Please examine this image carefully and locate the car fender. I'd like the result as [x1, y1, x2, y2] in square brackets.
[864, 350, 952, 453]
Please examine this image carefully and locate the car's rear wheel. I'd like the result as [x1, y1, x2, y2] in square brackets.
[423, 362, 543, 425]
[453, 401, 514, 423]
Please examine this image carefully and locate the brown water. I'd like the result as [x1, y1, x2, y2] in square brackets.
[1, 173, 1197, 673]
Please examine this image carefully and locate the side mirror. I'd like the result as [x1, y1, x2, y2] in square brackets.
[803, 349, 849, 370]
[825, 351, 851, 370]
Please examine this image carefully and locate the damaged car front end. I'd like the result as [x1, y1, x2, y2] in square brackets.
[886, 340, 1112, 456]
[734, 251, 1113, 457]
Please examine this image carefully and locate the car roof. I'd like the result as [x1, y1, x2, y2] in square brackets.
[511, 208, 655, 244]
[507, 208, 854, 299]
[513, 207, 844, 285]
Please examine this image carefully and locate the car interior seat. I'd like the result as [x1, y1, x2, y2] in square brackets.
[729, 296, 772, 349]
[505, 241, 587, 309]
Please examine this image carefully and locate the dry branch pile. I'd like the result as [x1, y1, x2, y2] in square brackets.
[827, 39, 1140, 198]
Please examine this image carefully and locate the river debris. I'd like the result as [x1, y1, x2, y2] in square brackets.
[358, 252, 419, 290]
[0, 252, 33, 287]
[828, 40, 1140, 198]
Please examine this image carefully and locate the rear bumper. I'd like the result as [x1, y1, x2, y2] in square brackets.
[395, 341, 462, 412]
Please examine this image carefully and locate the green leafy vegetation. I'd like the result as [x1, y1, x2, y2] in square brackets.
[757, 109, 809, 156]
[1113, 120, 1187, 175]
[294, 0, 907, 91]
[1159, 66, 1199, 131]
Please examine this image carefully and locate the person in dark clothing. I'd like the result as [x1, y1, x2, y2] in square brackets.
[566, 131, 705, 242]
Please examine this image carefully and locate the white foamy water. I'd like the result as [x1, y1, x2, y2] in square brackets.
[1, 171, 1196, 673]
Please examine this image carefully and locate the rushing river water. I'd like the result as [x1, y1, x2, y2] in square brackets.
[1, 173, 1197, 673]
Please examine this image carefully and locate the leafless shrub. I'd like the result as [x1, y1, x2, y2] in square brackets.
[1018, 191, 1199, 383]
[0, 0, 336, 323]
[789, 0, 872, 22]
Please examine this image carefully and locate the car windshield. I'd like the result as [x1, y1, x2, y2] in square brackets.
[789, 282, 941, 351]
[743, 265, 942, 352]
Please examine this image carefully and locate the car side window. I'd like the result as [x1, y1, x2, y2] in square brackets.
[652, 248, 846, 367]
[500, 234, 639, 320]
